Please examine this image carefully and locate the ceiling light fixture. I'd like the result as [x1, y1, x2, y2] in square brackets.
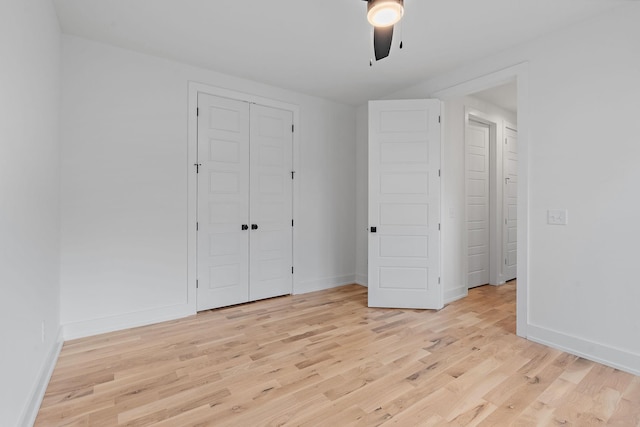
[366, 0, 404, 28]
[363, 0, 405, 63]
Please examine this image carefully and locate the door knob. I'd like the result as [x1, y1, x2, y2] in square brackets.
[370, 226, 377, 233]
[251, 224, 258, 230]
[241, 224, 249, 230]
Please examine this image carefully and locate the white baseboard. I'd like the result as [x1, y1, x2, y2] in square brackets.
[444, 286, 468, 304]
[20, 328, 63, 427]
[294, 275, 356, 295]
[63, 275, 364, 340]
[527, 324, 640, 376]
[355, 273, 367, 287]
[63, 303, 195, 341]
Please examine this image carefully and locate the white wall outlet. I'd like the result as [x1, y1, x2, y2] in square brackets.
[547, 209, 568, 225]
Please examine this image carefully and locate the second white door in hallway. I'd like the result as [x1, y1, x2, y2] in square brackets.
[503, 125, 518, 282]
[466, 118, 491, 288]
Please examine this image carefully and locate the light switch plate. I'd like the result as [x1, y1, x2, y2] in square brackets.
[548, 209, 568, 225]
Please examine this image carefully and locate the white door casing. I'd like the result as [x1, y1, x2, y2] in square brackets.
[249, 104, 293, 301]
[503, 125, 518, 281]
[466, 118, 491, 288]
[368, 99, 443, 309]
[197, 94, 250, 310]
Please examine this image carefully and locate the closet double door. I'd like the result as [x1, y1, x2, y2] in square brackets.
[197, 94, 293, 311]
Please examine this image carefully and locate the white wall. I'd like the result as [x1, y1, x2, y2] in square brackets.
[367, 3, 640, 373]
[0, 1, 62, 425]
[60, 36, 356, 338]
[442, 96, 517, 303]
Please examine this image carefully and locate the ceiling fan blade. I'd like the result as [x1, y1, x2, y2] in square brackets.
[373, 25, 394, 61]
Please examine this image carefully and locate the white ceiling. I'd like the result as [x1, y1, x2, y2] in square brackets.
[471, 81, 518, 114]
[53, 0, 630, 105]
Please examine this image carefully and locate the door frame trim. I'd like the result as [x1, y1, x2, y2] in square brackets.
[187, 82, 300, 312]
[433, 62, 529, 338]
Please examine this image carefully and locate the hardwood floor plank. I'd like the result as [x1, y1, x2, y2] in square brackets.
[607, 397, 640, 426]
[35, 282, 640, 426]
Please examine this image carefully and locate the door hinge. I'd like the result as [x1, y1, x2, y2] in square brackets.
[196, 222, 199, 231]
[292, 124, 294, 132]
[291, 171, 295, 179]
[438, 277, 441, 284]
[438, 169, 441, 177]
[438, 223, 441, 231]
[196, 279, 199, 288]
[438, 116, 441, 123]
[505, 259, 507, 265]
[197, 107, 199, 117]
[292, 219, 294, 227]
[194, 163, 201, 173]
[291, 266, 294, 274]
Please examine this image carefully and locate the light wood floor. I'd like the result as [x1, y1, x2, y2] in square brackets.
[36, 282, 640, 426]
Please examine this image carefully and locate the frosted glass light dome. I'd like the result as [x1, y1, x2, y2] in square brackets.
[367, 0, 404, 27]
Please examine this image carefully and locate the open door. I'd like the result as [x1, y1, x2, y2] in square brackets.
[368, 99, 443, 309]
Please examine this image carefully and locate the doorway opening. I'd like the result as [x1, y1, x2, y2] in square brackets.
[465, 82, 518, 290]
[434, 63, 528, 338]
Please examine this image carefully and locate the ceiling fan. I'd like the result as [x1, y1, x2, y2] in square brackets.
[362, 0, 404, 63]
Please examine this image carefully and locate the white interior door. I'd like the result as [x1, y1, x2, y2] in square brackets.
[248, 104, 293, 301]
[197, 94, 250, 310]
[466, 118, 490, 288]
[503, 125, 518, 281]
[368, 99, 442, 309]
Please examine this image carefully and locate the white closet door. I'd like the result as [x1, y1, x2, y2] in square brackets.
[197, 94, 250, 310]
[368, 99, 442, 310]
[466, 119, 490, 288]
[249, 104, 293, 301]
[503, 126, 518, 281]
